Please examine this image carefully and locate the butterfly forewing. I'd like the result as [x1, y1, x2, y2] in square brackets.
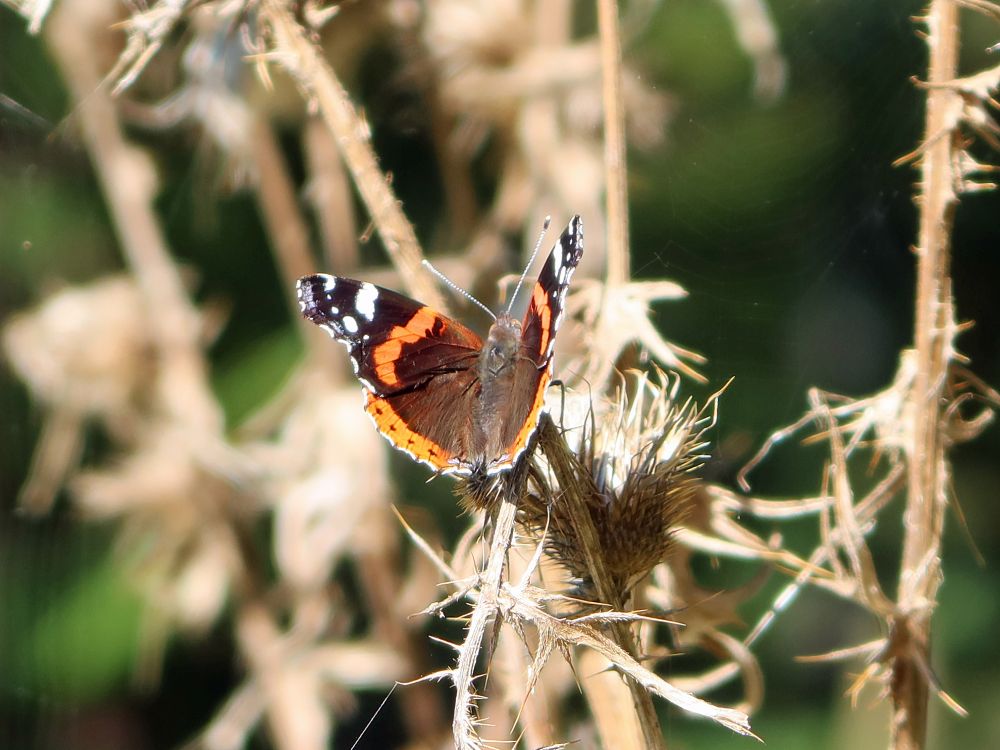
[520, 215, 584, 370]
[491, 215, 585, 468]
[297, 275, 483, 394]
[297, 274, 487, 471]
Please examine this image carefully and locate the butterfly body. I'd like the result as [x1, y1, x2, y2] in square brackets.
[297, 216, 583, 476]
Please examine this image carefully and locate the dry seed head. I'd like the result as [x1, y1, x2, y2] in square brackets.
[423, 0, 529, 77]
[422, 0, 673, 154]
[72, 428, 242, 632]
[527, 371, 707, 600]
[2, 276, 156, 419]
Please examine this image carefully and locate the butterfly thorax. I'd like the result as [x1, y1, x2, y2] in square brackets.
[478, 313, 523, 381]
[468, 313, 524, 462]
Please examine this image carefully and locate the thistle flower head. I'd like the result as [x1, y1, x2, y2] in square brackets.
[523, 370, 713, 603]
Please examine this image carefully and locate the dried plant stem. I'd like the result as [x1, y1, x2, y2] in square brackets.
[235, 600, 324, 750]
[453, 495, 519, 749]
[250, 116, 322, 327]
[597, 0, 630, 286]
[260, 0, 447, 313]
[303, 115, 359, 273]
[894, 2, 960, 748]
[16, 406, 83, 514]
[46, 0, 221, 435]
[539, 418, 666, 750]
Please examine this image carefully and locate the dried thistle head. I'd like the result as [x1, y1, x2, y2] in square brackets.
[72, 427, 245, 634]
[423, 0, 530, 77]
[2, 276, 156, 423]
[524, 370, 710, 603]
[244, 369, 395, 593]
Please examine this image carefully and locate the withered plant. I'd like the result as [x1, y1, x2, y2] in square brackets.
[2, 1, 997, 750]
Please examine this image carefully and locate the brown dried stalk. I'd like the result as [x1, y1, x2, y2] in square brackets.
[893, 2, 960, 747]
[537, 416, 665, 749]
[598, 0, 630, 287]
[249, 116, 320, 326]
[258, 0, 446, 313]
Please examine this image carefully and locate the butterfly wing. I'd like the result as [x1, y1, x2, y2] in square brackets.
[297, 274, 484, 471]
[520, 215, 584, 369]
[491, 215, 585, 471]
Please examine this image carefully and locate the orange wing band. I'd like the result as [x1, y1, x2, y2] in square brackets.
[531, 285, 552, 357]
[364, 392, 454, 471]
[506, 369, 550, 465]
[370, 306, 446, 388]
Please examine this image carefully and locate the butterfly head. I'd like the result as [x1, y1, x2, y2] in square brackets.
[480, 312, 522, 380]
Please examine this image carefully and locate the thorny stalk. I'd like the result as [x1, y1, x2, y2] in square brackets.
[397, 477, 755, 742]
[259, 0, 446, 313]
[538, 417, 665, 749]
[451, 491, 521, 749]
[725, 3, 999, 746]
[894, 2, 959, 747]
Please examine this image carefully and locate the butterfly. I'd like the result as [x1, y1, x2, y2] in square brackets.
[296, 216, 583, 476]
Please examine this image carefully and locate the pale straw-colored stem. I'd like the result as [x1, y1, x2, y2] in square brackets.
[260, 0, 447, 313]
[894, 2, 961, 748]
[597, 0, 630, 286]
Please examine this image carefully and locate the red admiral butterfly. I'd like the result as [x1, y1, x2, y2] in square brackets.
[297, 216, 583, 476]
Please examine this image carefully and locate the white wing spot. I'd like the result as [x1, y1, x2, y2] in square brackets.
[550, 248, 561, 273]
[342, 315, 359, 334]
[323, 276, 337, 292]
[355, 283, 379, 321]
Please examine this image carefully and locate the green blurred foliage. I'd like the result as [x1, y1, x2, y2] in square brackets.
[24, 554, 142, 701]
[2, 1, 999, 748]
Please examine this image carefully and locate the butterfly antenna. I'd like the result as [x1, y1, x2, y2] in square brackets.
[507, 216, 551, 314]
[421, 259, 497, 321]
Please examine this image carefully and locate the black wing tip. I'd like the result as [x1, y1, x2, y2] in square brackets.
[296, 273, 332, 293]
[562, 215, 584, 264]
[296, 273, 334, 319]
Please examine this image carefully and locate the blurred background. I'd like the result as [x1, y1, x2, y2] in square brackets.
[2, 0, 999, 748]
